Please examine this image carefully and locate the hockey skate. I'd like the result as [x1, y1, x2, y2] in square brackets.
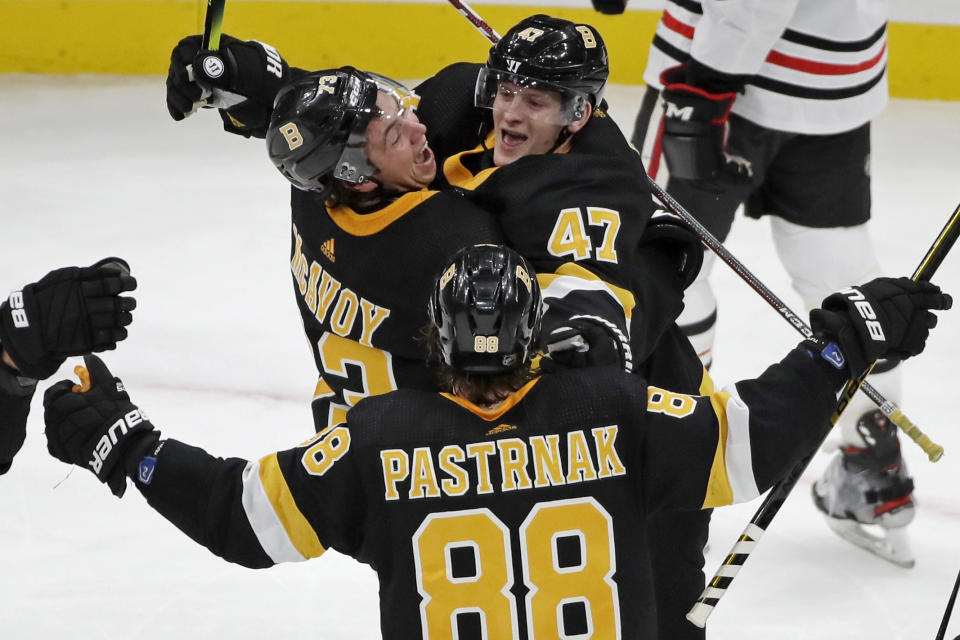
[812, 410, 916, 568]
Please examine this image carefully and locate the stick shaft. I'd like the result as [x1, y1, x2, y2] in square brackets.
[936, 568, 960, 640]
[445, 0, 500, 43]
[201, 0, 227, 50]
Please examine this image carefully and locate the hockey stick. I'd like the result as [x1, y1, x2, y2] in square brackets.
[442, 0, 944, 461]
[185, 0, 227, 115]
[935, 568, 960, 640]
[201, 0, 226, 50]
[687, 202, 960, 628]
[651, 181, 948, 463]
[446, 0, 500, 44]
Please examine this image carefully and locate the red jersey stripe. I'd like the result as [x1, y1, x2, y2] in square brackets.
[766, 43, 887, 75]
[662, 10, 695, 39]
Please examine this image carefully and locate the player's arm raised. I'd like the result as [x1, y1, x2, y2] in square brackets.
[640, 276, 951, 511]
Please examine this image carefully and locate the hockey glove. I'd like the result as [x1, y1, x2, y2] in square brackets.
[591, 0, 627, 15]
[809, 277, 952, 379]
[44, 355, 159, 498]
[640, 211, 704, 289]
[0, 258, 136, 380]
[166, 34, 289, 137]
[659, 64, 752, 181]
[541, 315, 633, 373]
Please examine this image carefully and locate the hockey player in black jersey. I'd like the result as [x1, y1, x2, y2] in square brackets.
[418, 19, 715, 638]
[43, 244, 950, 638]
[0, 258, 136, 475]
[424, 16, 705, 390]
[265, 69, 505, 429]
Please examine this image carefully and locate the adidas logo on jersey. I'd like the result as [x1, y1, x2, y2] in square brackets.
[321, 238, 335, 262]
[88, 409, 148, 475]
[7, 291, 28, 328]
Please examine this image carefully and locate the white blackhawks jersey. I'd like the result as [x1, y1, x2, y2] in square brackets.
[643, 0, 889, 135]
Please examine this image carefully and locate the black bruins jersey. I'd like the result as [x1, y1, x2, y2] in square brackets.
[440, 142, 709, 395]
[289, 187, 503, 429]
[138, 346, 845, 639]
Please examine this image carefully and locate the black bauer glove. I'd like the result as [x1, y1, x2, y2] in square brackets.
[809, 277, 952, 378]
[0, 258, 136, 380]
[591, 0, 627, 15]
[659, 65, 752, 181]
[166, 34, 289, 137]
[44, 355, 159, 498]
[541, 315, 633, 373]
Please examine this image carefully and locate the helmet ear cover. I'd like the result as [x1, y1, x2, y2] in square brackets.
[430, 244, 543, 375]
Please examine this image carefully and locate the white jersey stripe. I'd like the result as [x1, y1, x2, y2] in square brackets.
[240, 461, 308, 564]
[719, 383, 761, 503]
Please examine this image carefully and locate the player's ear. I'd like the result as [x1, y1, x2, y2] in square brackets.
[566, 102, 593, 135]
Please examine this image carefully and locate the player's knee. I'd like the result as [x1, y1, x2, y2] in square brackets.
[772, 219, 882, 309]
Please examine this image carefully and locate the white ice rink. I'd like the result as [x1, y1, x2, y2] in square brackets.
[1, 75, 959, 639]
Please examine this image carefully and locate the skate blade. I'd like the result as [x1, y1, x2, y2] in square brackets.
[824, 516, 915, 569]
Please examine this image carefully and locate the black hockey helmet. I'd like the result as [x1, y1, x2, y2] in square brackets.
[430, 244, 542, 375]
[476, 14, 609, 124]
[266, 68, 420, 192]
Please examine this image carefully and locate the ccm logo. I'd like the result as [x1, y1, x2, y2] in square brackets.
[89, 409, 147, 474]
[842, 288, 886, 342]
[665, 101, 694, 121]
[8, 291, 28, 328]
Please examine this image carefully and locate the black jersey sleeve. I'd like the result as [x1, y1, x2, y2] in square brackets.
[138, 427, 369, 568]
[0, 364, 35, 475]
[415, 63, 489, 165]
[136, 439, 275, 568]
[639, 344, 848, 513]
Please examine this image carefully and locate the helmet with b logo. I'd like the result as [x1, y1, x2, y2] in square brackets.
[266, 67, 419, 192]
[430, 244, 542, 375]
[475, 14, 609, 125]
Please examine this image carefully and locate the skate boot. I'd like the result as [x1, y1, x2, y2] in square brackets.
[812, 410, 916, 568]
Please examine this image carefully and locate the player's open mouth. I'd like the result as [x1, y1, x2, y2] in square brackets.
[415, 142, 434, 168]
[500, 129, 527, 148]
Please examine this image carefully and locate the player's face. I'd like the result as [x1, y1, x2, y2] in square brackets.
[491, 82, 566, 166]
[365, 91, 436, 191]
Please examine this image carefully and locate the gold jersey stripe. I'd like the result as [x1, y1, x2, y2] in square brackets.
[326, 190, 439, 236]
[440, 377, 541, 421]
[698, 367, 715, 395]
[442, 132, 499, 190]
[257, 453, 326, 559]
[701, 391, 735, 509]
